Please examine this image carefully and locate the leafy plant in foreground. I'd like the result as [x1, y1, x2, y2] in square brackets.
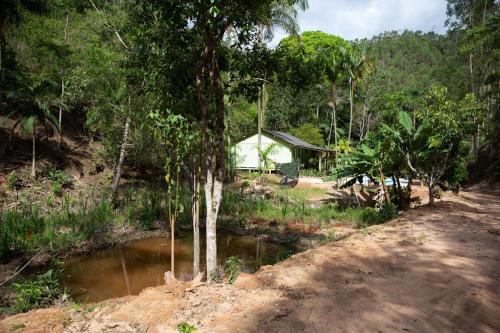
[10, 269, 68, 313]
[177, 322, 197, 333]
[225, 256, 243, 284]
[7, 171, 21, 191]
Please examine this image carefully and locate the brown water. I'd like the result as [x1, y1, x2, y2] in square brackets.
[61, 233, 294, 303]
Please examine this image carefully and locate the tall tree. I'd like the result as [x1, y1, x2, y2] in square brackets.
[446, 0, 499, 160]
[342, 44, 372, 145]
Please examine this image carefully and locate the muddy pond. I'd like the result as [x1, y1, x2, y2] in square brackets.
[61, 233, 295, 303]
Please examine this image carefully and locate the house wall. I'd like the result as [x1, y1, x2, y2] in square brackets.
[234, 133, 293, 170]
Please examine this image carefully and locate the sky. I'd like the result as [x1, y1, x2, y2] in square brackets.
[272, 0, 448, 45]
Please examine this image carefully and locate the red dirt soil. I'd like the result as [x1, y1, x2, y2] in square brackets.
[1, 190, 499, 333]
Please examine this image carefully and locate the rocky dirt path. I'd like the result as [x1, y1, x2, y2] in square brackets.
[1, 190, 499, 333]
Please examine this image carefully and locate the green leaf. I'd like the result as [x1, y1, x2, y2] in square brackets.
[398, 111, 412, 133]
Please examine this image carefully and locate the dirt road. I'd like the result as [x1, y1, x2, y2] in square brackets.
[2, 190, 499, 333]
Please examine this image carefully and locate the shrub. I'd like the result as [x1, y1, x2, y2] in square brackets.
[51, 181, 63, 197]
[433, 186, 443, 199]
[44, 167, 72, 187]
[225, 256, 243, 284]
[378, 203, 398, 221]
[10, 269, 67, 313]
[7, 171, 21, 191]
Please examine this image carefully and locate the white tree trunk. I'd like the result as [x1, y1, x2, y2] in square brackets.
[257, 85, 263, 177]
[111, 112, 131, 199]
[192, 174, 200, 277]
[205, 166, 222, 283]
[31, 128, 36, 178]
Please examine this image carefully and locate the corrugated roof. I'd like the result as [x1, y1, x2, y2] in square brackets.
[263, 129, 332, 152]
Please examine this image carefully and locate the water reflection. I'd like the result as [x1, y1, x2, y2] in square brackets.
[62, 233, 293, 303]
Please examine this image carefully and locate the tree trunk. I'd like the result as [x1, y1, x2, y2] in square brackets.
[192, 172, 200, 277]
[0, 32, 6, 105]
[227, 98, 233, 181]
[380, 170, 390, 205]
[205, 39, 226, 282]
[58, 13, 69, 148]
[204, 162, 222, 282]
[257, 84, 264, 179]
[428, 184, 435, 205]
[472, 126, 480, 161]
[31, 127, 36, 178]
[395, 173, 403, 209]
[348, 79, 354, 145]
[111, 99, 131, 199]
[170, 216, 175, 274]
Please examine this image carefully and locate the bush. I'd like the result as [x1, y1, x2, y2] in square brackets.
[7, 171, 21, 191]
[44, 167, 72, 187]
[378, 203, 398, 221]
[225, 256, 243, 284]
[10, 269, 67, 313]
[433, 186, 443, 199]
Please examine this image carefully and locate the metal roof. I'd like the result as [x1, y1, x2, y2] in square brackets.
[263, 129, 332, 153]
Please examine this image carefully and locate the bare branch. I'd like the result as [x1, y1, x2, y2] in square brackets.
[89, 0, 129, 50]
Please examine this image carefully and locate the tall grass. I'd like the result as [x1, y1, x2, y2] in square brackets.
[219, 188, 390, 229]
[0, 183, 190, 260]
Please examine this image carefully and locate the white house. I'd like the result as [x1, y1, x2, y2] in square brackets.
[233, 129, 331, 171]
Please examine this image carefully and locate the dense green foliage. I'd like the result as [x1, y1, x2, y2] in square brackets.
[9, 269, 66, 313]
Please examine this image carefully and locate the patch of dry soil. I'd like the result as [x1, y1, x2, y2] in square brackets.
[1, 190, 499, 333]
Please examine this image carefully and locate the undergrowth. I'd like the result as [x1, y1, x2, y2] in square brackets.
[8, 269, 68, 313]
[0, 186, 166, 260]
[219, 188, 393, 229]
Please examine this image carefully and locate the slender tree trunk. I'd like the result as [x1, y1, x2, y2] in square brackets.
[170, 216, 175, 274]
[192, 171, 200, 277]
[204, 160, 222, 282]
[58, 13, 69, 148]
[327, 107, 334, 145]
[406, 178, 412, 209]
[227, 97, 233, 180]
[395, 173, 403, 209]
[31, 127, 36, 178]
[111, 97, 131, 199]
[348, 79, 354, 144]
[0, 31, 6, 105]
[257, 84, 264, 178]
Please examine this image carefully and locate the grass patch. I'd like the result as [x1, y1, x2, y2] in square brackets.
[220, 186, 396, 231]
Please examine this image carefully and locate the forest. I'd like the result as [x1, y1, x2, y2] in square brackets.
[0, 0, 499, 332]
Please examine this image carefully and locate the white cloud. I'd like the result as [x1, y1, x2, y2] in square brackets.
[271, 0, 447, 45]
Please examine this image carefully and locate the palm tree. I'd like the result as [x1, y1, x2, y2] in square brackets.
[8, 81, 61, 178]
[255, 0, 309, 179]
[259, 143, 279, 172]
[342, 45, 373, 145]
[326, 52, 347, 166]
